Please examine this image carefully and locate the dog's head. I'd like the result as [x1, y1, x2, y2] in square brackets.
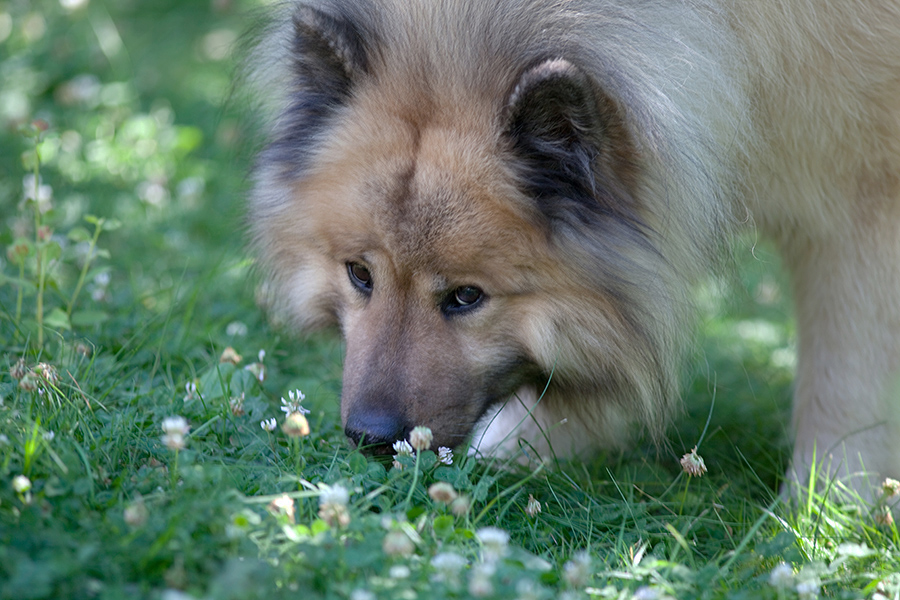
[250, 1, 731, 454]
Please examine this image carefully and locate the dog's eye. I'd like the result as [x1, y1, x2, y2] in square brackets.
[347, 262, 373, 292]
[443, 286, 485, 315]
[454, 286, 483, 306]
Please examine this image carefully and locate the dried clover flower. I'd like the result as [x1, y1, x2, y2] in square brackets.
[680, 446, 707, 477]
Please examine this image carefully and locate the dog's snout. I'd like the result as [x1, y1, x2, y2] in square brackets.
[344, 408, 411, 454]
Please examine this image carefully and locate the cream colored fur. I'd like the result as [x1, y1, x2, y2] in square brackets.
[732, 1, 900, 496]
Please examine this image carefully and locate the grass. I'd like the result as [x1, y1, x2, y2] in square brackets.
[1, 1, 900, 598]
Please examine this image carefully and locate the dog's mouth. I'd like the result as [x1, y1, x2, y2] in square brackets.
[343, 389, 519, 459]
[347, 433, 407, 457]
[354, 443, 399, 461]
[341, 352, 543, 460]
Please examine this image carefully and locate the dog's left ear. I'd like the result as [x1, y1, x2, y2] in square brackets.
[292, 6, 370, 105]
[505, 59, 636, 224]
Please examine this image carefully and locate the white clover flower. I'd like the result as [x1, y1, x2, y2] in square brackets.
[438, 446, 453, 465]
[225, 321, 248, 337]
[13, 474, 31, 493]
[382, 530, 415, 556]
[393, 439, 413, 455]
[260, 417, 277, 432]
[468, 562, 496, 597]
[428, 482, 458, 504]
[882, 477, 900, 498]
[137, 180, 169, 207]
[160, 590, 198, 600]
[769, 563, 794, 588]
[22, 174, 53, 213]
[162, 416, 190, 435]
[874, 505, 895, 527]
[244, 362, 266, 383]
[319, 483, 350, 507]
[280, 389, 310, 416]
[633, 586, 659, 600]
[392, 439, 414, 470]
[562, 551, 592, 588]
[796, 579, 820, 600]
[184, 381, 197, 401]
[124, 497, 149, 528]
[516, 579, 542, 600]
[432, 552, 467, 572]
[450, 495, 471, 517]
[94, 272, 110, 288]
[34, 362, 59, 385]
[268, 494, 295, 523]
[229, 393, 245, 416]
[161, 416, 190, 450]
[525, 494, 542, 517]
[409, 426, 433, 451]
[476, 526, 510, 546]
[18, 373, 39, 392]
[91, 280, 109, 302]
[42, 430, 54, 442]
[476, 526, 510, 562]
[319, 503, 350, 527]
[219, 346, 242, 365]
[258, 349, 266, 362]
[282, 412, 310, 438]
[161, 432, 185, 451]
[680, 446, 707, 477]
[10, 358, 27, 380]
[431, 552, 467, 588]
[318, 483, 351, 527]
[389, 565, 411, 579]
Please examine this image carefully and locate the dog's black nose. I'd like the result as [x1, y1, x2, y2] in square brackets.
[344, 409, 411, 455]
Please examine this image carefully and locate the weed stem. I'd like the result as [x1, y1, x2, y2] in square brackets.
[67, 218, 104, 318]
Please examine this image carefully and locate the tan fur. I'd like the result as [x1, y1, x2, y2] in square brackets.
[250, 0, 900, 500]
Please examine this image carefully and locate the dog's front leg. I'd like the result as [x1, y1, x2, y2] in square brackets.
[785, 219, 900, 503]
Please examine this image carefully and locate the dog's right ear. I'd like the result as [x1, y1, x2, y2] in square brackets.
[504, 58, 641, 234]
[292, 6, 369, 102]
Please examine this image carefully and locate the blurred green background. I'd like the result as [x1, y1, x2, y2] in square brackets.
[2, 0, 252, 302]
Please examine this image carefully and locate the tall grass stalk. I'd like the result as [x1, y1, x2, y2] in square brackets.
[66, 217, 105, 319]
[30, 134, 46, 350]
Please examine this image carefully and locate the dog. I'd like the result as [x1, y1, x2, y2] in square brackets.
[248, 0, 900, 500]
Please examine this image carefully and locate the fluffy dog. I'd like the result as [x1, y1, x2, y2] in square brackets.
[249, 0, 900, 498]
